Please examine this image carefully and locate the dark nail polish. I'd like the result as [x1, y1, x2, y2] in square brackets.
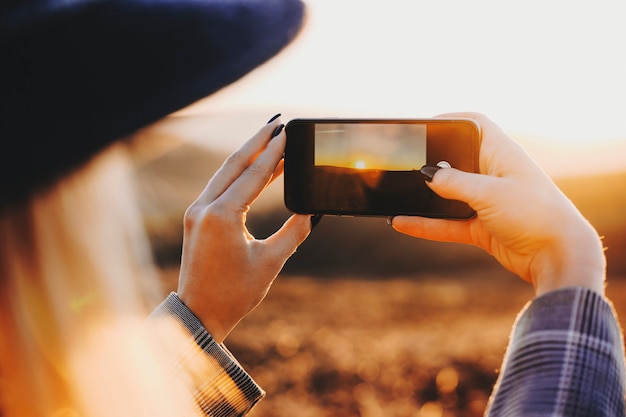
[420, 165, 441, 182]
[266, 113, 281, 124]
[386, 216, 394, 226]
[271, 124, 284, 138]
[310, 214, 323, 230]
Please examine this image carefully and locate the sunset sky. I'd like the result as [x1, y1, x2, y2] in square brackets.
[314, 123, 426, 170]
[170, 0, 626, 177]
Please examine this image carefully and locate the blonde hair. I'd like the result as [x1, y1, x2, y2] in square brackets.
[0, 143, 198, 416]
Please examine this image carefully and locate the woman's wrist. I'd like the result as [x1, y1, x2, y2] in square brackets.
[531, 220, 606, 297]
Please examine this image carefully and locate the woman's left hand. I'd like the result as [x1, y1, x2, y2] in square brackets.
[177, 117, 312, 343]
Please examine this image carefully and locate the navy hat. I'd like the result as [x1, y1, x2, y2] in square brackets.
[0, 0, 306, 205]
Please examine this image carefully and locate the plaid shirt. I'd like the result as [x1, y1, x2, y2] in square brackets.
[154, 287, 626, 417]
[486, 287, 626, 416]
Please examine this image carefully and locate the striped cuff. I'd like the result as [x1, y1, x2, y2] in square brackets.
[150, 292, 265, 417]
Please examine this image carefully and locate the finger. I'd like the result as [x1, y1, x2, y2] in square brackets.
[433, 112, 503, 144]
[425, 167, 499, 210]
[217, 127, 286, 210]
[197, 120, 282, 205]
[434, 112, 540, 178]
[263, 214, 312, 261]
[268, 158, 285, 185]
[434, 111, 492, 125]
[391, 215, 476, 245]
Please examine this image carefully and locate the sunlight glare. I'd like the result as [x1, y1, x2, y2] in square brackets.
[174, 0, 626, 177]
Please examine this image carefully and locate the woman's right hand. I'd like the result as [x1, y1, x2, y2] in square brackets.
[391, 112, 605, 297]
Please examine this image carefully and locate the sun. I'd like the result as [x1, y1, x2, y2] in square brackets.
[355, 160, 366, 169]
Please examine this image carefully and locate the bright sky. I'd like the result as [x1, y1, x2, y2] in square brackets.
[174, 0, 626, 176]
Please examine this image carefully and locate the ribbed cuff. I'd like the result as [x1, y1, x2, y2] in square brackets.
[150, 292, 265, 416]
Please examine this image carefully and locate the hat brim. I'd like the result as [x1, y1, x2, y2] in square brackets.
[1, 0, 306, 203]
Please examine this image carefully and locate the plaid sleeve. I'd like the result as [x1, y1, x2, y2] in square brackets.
[150, 292, 265, 417]
[486, 287, 626, 417]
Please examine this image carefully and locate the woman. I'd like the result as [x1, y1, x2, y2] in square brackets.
[1, 2, 624, 417]
[0, 0, 308, 415]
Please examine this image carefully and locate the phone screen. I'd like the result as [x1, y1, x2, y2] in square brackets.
[284, 118, 480, 219]
[314, 123, 426, 171]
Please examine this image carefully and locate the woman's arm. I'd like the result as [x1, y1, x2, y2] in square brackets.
[487, 287, 625, 416]
[150, 116, 312, 416]
[392, 112, 625, 415]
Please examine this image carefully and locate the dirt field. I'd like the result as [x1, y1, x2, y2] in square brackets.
[160, 268, 626, 417]
[138, 122, 626, 416]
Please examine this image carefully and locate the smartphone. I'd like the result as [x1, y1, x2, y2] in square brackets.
[284, 118, 481, 219]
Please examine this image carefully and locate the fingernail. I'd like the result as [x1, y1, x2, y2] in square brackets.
[310, 214, 323, 230]
[267, 113, 281, 124]
[420, 165, 441, 182]
[271, 124, 284, 138]
[386, 216, 394, 226]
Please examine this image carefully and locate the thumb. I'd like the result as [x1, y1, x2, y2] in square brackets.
[424, 166, 495, 209]
[264, 214, 312, 261]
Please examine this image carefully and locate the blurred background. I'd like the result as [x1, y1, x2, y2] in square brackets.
[133, 1, 626, 416]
